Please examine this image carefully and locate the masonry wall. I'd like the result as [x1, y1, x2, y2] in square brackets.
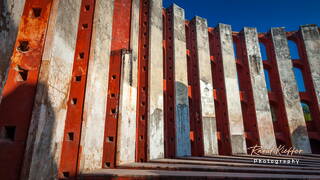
[0, 0, 319, 179]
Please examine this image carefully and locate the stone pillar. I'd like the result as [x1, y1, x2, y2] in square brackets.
[79, 0, 114, 172]
[116, 0, 139, 165]
[172, 4, 191, 157]
[217, 23, 247, 154]
[300, 25, 320, 109]
[192, 16, 218, 155]
[0, 0, 26, 102]
[270, 27, 311, 153]
[148, 0, 164, 160]
[242, 27, 277, 149]
[21, 0, 82, 179]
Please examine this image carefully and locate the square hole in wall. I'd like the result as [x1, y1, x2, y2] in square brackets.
[82, 24, 88, 29]
[67, 132, 74, 141]
[84, 5, 90, 11]
[104, 162, 111, 168]
[111, 108, 117, 114]
[71, 98, 77, 105]
[32, 8, 42, 18]
[107, 136, 114, 143]
[17, 41, 30, 52]
[78, 52, 85, 59]
[62, 172, 69, 178]
[0, 126, 16, 141]
[16, 66, 28, 82]
[74, 76, 82, 82]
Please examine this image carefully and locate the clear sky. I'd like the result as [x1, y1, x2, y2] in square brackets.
[163, 0, 320, 33]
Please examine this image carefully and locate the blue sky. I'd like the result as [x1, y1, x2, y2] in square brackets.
[163, 0, 320, 32]
[163, 0, 316, 92]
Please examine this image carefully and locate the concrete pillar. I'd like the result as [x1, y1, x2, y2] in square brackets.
[217, 23, 247, 154]
[116, 0, 139, 165]
[148, 0, 164, 160]
[21, 0, 82, 179]
[172, 4, 191, 157]
[270, 27, 311, 153]
[192, 16, 218, 155]
[79, 0, 114, 172]
[300, 25, 320, 109]
[242, 27, 277, 149]
[0, 0, 26, 102]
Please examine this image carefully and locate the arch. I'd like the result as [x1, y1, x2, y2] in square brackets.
[301, 101, 312, 122]
[270, 103, 277, 122]
[263, 69, 271, 91]
[287, 40, 300, 59]
[233, 42, 238, 59]
[259, 42, 267, 61]
[293, 67, 306, 92]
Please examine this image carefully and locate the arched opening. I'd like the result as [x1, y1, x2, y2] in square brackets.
[293, 67, 306, 92]
[263, 69, 271, 91]
[301, 102, 312, 122]
[288, 40, 300, 59]
[259, 42, 267, 61]
[233, 42, 238, 60]
[270, 104, 277, 122]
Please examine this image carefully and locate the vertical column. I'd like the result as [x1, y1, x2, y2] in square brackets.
[59, 0, 95, 178]
[242, 27, 277, 149]
[148, 0, 164, 160]
[116, 0, 139, 165]
[217, 23, 247, 154]
[270, 27, 311, 153]
[0, 0, 26, 100]
[300, 25, 320, 111]
[102, 0, 132, 168]
[192, 16, 218, 155]
[172, 4, 191, 157]
[0, 0, 53, 179]
[79, 0, 114, 173]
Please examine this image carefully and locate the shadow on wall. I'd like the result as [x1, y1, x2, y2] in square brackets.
[0, 83, 59, 180]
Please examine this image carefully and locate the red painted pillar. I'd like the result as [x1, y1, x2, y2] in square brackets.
[0, 0, 53, 179]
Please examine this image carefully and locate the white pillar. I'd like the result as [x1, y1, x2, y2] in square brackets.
[22, 0, 82, 179]
[270, 27, 311, 153]
[148, 0, 165, 160]
[192, 16, 218, 155]
[242, 27, 277, 150]
[79, 0, 114, 172]
[172, 4, 191, 157]
[217, 23, 247, 154]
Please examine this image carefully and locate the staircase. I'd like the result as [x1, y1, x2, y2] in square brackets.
[79, 155, 320, 179]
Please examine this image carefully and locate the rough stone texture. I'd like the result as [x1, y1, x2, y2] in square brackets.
[271, 27, 311, 153]
[192, 16, 218, 155]
[117, 0, 139, 164]
[242, 27, 277, 150]
[0, 0, 25, 102]
[218, 23, 247, 154]
[21, 0, 81, 179]
[148, 0, 165, 160]
[172, 4, 191, 157]
[117, 51, 137, 165]
[79, 0, 114, 172]
[300, 25, 320, 109]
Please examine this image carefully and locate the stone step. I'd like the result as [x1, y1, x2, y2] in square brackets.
[152, 158, 320, 170]
[118, 162, 320, 175]
[80, 169, 320, 179]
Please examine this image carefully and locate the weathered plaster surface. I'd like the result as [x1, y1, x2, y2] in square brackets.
[22, 0, 81, 179]
[172, 4, 191, 157]
[79, 0, 114, 172]
[0, 0, 25, 102]
[300, 25, 320, 109]
[243, 27, 277, 150]
[271, 27, 311, 153]
[192, 16, 218, 155]
[218, 23, 247, 154]
[148, 0, 165, 160]
[117, 51, 137, 165]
